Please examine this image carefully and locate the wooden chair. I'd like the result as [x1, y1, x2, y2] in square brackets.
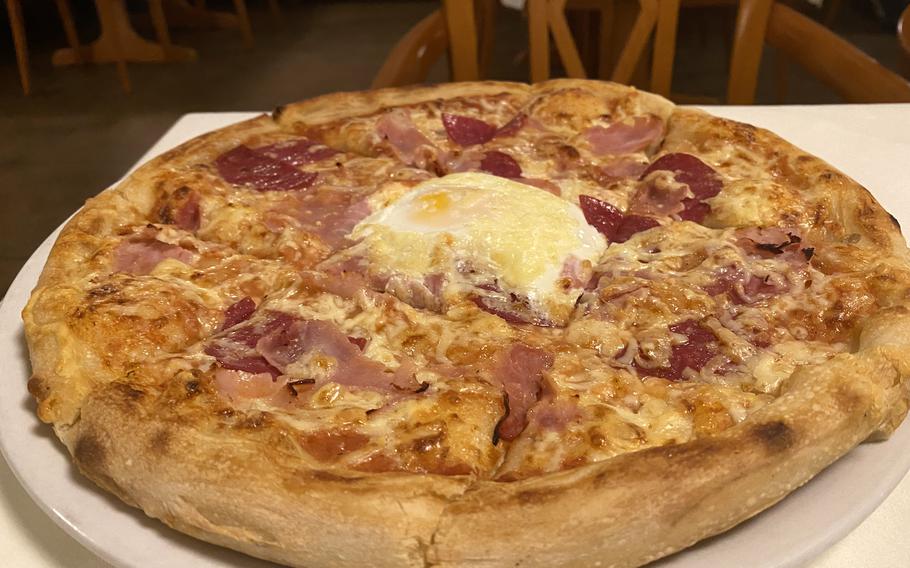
[372, 0, 495, 88]
[526, 0, 659, 86]
[727, 0, 910, 104]
[5, 0, 82, 94]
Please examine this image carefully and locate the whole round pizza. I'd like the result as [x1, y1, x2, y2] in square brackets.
[23, 80, 910, 567]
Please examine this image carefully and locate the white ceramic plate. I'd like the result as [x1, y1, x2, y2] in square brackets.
[3, 108, 910, 568]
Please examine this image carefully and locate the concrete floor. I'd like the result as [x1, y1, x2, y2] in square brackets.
[1, 0, 907, 295]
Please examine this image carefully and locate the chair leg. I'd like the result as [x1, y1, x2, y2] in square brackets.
[726, 0, 773, 104]
[476, 0, 496, 77]
[148, 0, 173, 48]
[528, 0, 550, 82]
[650, 0, 679, 97]
[232, 0, 254, 48]
[6, 0, 30, 94]
[54, 0, 83, 63]
[95, 0, 132, 93]
[443, 0, 480, 81]
[546, 0, 587, 78]
[610, 0, 657, 85]
[597, 0, 614, 79]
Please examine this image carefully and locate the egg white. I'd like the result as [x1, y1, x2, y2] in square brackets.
[350, 172, 606, 323]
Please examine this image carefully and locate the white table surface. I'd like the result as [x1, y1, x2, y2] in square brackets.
[2, 106, 910, 567]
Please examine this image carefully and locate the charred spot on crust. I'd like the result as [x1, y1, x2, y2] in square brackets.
[74, 434, 108, 473]
[271, 105, 286, 121]
[149, 429, 171, 455]
[72, 433, 129, 497]
[752, 421, 795, 453]
[888, 213, 902, 232]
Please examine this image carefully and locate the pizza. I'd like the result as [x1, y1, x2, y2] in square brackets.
[22, 80, 910, 567]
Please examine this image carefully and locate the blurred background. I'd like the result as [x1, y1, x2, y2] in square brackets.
[2, 0, 909, 294]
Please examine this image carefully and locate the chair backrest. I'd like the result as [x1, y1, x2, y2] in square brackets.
[371, 10, 449, 89]
[727, 0, 910, 104]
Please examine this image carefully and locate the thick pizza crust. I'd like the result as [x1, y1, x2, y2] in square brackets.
[24, 80, 910, 567]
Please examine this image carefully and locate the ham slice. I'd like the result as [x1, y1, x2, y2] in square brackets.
[284, 190, 371, 250]
[215, 145, 317, 192]
[642, 153, 722, 200]
[584, 116, 663, 155]
[377, 109, 436, 167]
[736, 227, 810, 265]
[220, 297, 256, 331]
[113, 237, 194, 275]
[703, 266, 788, 305]
[641, 153, 723, 223]
[256, 319, 420, 392]
[204, 311, 297, 376]
[208, 313, 423, 401]
[305, 260, 371, 299]
[472, 293, 558, 328]
[598, 156, 649, 180]
[531, 400, 582, 431]
[214, 369, 285, 402]
[173, 190, 201, 232]
[493, 344, 554, 442]
[442, 113, 496, 146]
[627, 174, 689, 217]
[579, 195, 660, 243]
[157, 187, 201, 232]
